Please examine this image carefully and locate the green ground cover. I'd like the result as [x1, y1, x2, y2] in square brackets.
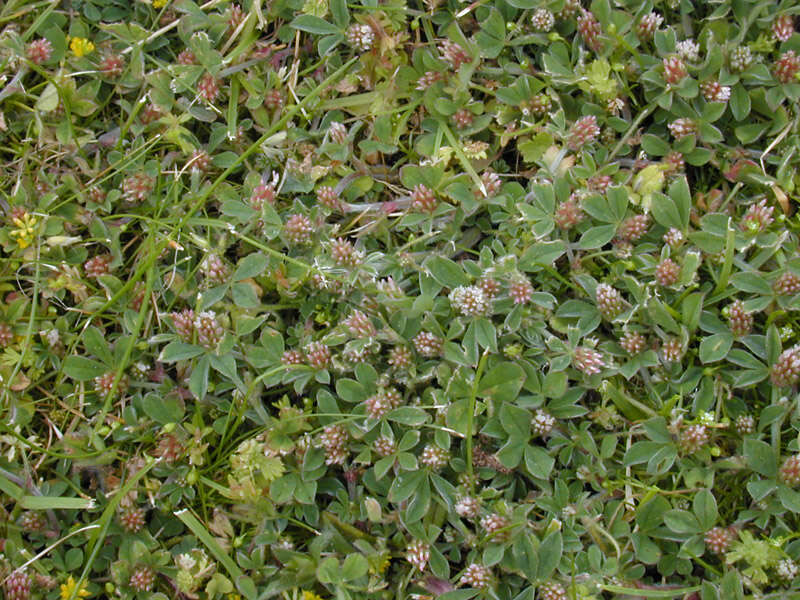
[0, 0, 800, 598]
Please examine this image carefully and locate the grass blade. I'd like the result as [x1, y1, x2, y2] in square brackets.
[19, 496, 95, 510]
[175, 508, 246, 585]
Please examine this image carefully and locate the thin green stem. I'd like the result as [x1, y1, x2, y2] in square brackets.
[465, 349, 490, 492]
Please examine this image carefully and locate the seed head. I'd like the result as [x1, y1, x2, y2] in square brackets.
[668, 118, 698, 139]
[281, 349, 304, 365]
[617, 214, 649, 241]
[636, 13, 662, 39]
[101, 53, 125, 77]
[411, 184, 437, 213]
[577, 11, 603, 52]
[704, 527, 733, 554]
[0, 323, 13, 347]
[772, 14, 795, 42]
[329, 121, 348, 144]
[555, 196, 585, 229]
[342, 347, 370, 365]
[676, 39, 700, 62]
[452, 108, 474, 129]
[663, 152, 686, 174]
[700, 80, 731, 102]
[655, 258, 680, 287]
[346, 24, 374, 51]
[567, 115, 600, 150]
[478, 277, 501, 299]
[780, 455, 800, 486]
[588, 175, 613, 193]
[365, 392, 393, 419]
[194, 311, 224, 350]
[35, 574, 57, 590]
[129, 566, 155, 592]
[456, 496, 481, 518]
[729, 46, 752, 72]
[663, 56, 688, 84]
[777, 558, 799, 581]
[455, 496, 481, 519]
[420, 444, 449, 470]
[460, 563, 491, 589]
[305, 341, 331, 369]
[595, 283, 625, 320]
[314, 185, 340, 212]
[663, 227, 684, 248]
[177, 48, 196, 64]
[508, 277, 534, 305]
[344, 310, 376, 338]
[249, 184, 275, 210]
[440, 40, 470, 70]
[197, 73, 220, 102]
[524, 93, 552, 117]
[416, 70, 444, 90]
[188, 149, 211, 173]
[330, 238, 362, 267]
[532, 9, 555, 31]
[19, 511, 47, 533]
[406, 540, 430, 571]
[480, 513, 510, 541]
[282, 213, 312, 243]
[556, 0, 581, 19]
[477, 171, 502, 198]
[85, 254, 112, 278]
[727, 300, 753, 337]
[735, 414, 755, 435]
[373, 435, 396, 456]
[264, 89, 284, 111]
[119, 506, 147, 533]
[620, 331, 647, 355]
[227, 3, 244, 32]
[740, 198, 774, 233]
[122, 173, 154, 204]
[26, 39, 53, 64]
[770, 346, 800, 387]
[140, 103, 163, 125]
[573, 347, 604, 375]
[539, 581, 568, 600]
[661, 337, 683, 363]
[202, 254, 230, 284]
[413, 331, 443, 357]
[531, 409, 555, 436]
[171, 309, 195, 342]
[774, 51, 800, 84]
[320, 425, 348, 465]
[774, 272, 800, 295]
[3, 570, 30, 600]
[679, 424, 709, 453]
[95, 371, 129, 398]
[388, 346, 412, 369]
[450, 285, 491, 316]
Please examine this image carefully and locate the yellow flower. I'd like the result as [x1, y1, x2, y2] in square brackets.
[302, 592, 325, 600]
[153, 0, 169, 7]
[377, 557, 390, 574]
[69, 37, 95, 57]
[60, 576, 90, 600]
[9, 213, 38, 249]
